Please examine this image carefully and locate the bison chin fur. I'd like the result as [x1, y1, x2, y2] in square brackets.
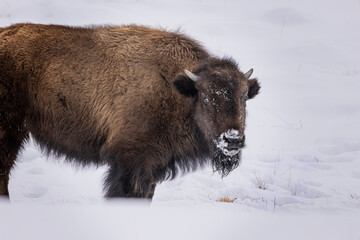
[211, 146, 241, 177]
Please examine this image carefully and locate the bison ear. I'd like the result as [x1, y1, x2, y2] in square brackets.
[173, 75, 198, 98]
[248, 78, 260, 99]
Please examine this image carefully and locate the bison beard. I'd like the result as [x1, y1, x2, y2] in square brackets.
[210, 129, 243, 177]
[211, 145, 241, 177]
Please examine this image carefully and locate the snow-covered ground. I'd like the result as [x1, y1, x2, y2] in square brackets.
[1, 0, 360, 238]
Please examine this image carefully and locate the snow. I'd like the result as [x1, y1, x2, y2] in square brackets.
[1, 0, 360, 238]
[1, 203, 359, 240]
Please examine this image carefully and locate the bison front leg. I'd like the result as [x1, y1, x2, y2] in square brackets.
[104, 162, 157, 199]
[0, 83, 28, 197]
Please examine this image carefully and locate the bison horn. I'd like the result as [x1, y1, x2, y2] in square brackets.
[244, 68, 254, 80]
[184, 69, 199, 82]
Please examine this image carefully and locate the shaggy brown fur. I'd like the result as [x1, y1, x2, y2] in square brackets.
[0, 23, 260, 198]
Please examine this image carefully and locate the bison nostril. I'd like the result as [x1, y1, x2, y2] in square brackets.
[223, 135, 228, 141]
[229, 139, 240, 148]
[224, 137, 243, 149]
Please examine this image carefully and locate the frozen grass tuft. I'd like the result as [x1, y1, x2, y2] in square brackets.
[252, 171, 268, 190]
[216, 197, 237, 203]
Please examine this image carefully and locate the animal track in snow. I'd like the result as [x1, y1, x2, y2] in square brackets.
[22, 186, 48, 198]
[302, 181, 322, 188]
[26, 167, 45, 175]
[317, 139, 360, 156]
[352, 171, 360, 179]
[18, 146, 42, 162]
[262, 7, 309, 25]
[308, 163, 332, 171]
[289, 182, 328, 199]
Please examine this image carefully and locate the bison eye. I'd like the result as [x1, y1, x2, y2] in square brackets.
[204, 98, 210, 104]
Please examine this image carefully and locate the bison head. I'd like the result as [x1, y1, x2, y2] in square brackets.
[174, 58, 260, 177]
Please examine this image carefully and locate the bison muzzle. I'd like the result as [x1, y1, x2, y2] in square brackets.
[0, 24, 260, 199]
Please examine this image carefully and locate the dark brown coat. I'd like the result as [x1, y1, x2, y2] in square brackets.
[0, 24, 260, 198]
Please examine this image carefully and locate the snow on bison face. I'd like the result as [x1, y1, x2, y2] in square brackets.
[174, 58, 260, 176]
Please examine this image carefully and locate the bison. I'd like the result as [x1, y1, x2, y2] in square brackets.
[0, 23, 260, 199]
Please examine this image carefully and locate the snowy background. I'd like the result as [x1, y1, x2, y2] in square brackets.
[1, 0, 360, 239]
